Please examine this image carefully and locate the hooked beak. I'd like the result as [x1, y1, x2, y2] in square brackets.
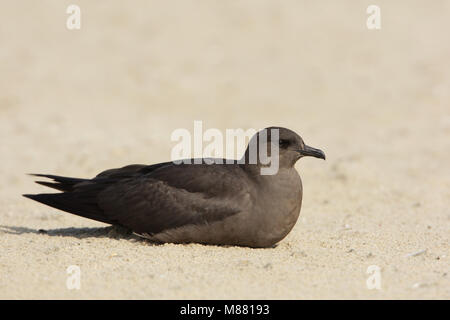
[299, 145, 326, 160]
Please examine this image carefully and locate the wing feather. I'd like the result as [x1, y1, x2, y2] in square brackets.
[97, 164, 252, 234]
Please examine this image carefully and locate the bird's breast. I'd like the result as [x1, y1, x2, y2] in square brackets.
[250, 169, 303, 246]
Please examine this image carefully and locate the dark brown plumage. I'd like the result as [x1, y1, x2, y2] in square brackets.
[23, 127, 325, 248]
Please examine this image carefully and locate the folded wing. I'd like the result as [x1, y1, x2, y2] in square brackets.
[25, 163, 252, 235]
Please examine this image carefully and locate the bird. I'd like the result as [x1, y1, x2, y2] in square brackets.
[23, 127, 325, 248]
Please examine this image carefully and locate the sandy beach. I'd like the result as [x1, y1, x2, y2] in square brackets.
[0, 1, 449, 299]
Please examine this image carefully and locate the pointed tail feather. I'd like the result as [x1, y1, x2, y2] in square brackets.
[35, 181, 72, 192]
[23, 192, 115, 225]
[28, 174, 88, 192]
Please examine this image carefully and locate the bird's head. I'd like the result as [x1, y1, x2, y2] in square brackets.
[243, 127, 325, 174]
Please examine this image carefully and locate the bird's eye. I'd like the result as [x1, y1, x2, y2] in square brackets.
[279, 139, 289, 148]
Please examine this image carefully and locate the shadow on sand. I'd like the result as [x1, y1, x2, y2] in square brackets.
[0, 226, 276, 248]
[0, 224, 144, 241]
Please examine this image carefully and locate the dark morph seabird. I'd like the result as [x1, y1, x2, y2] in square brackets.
[24, 127, 325, 248]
